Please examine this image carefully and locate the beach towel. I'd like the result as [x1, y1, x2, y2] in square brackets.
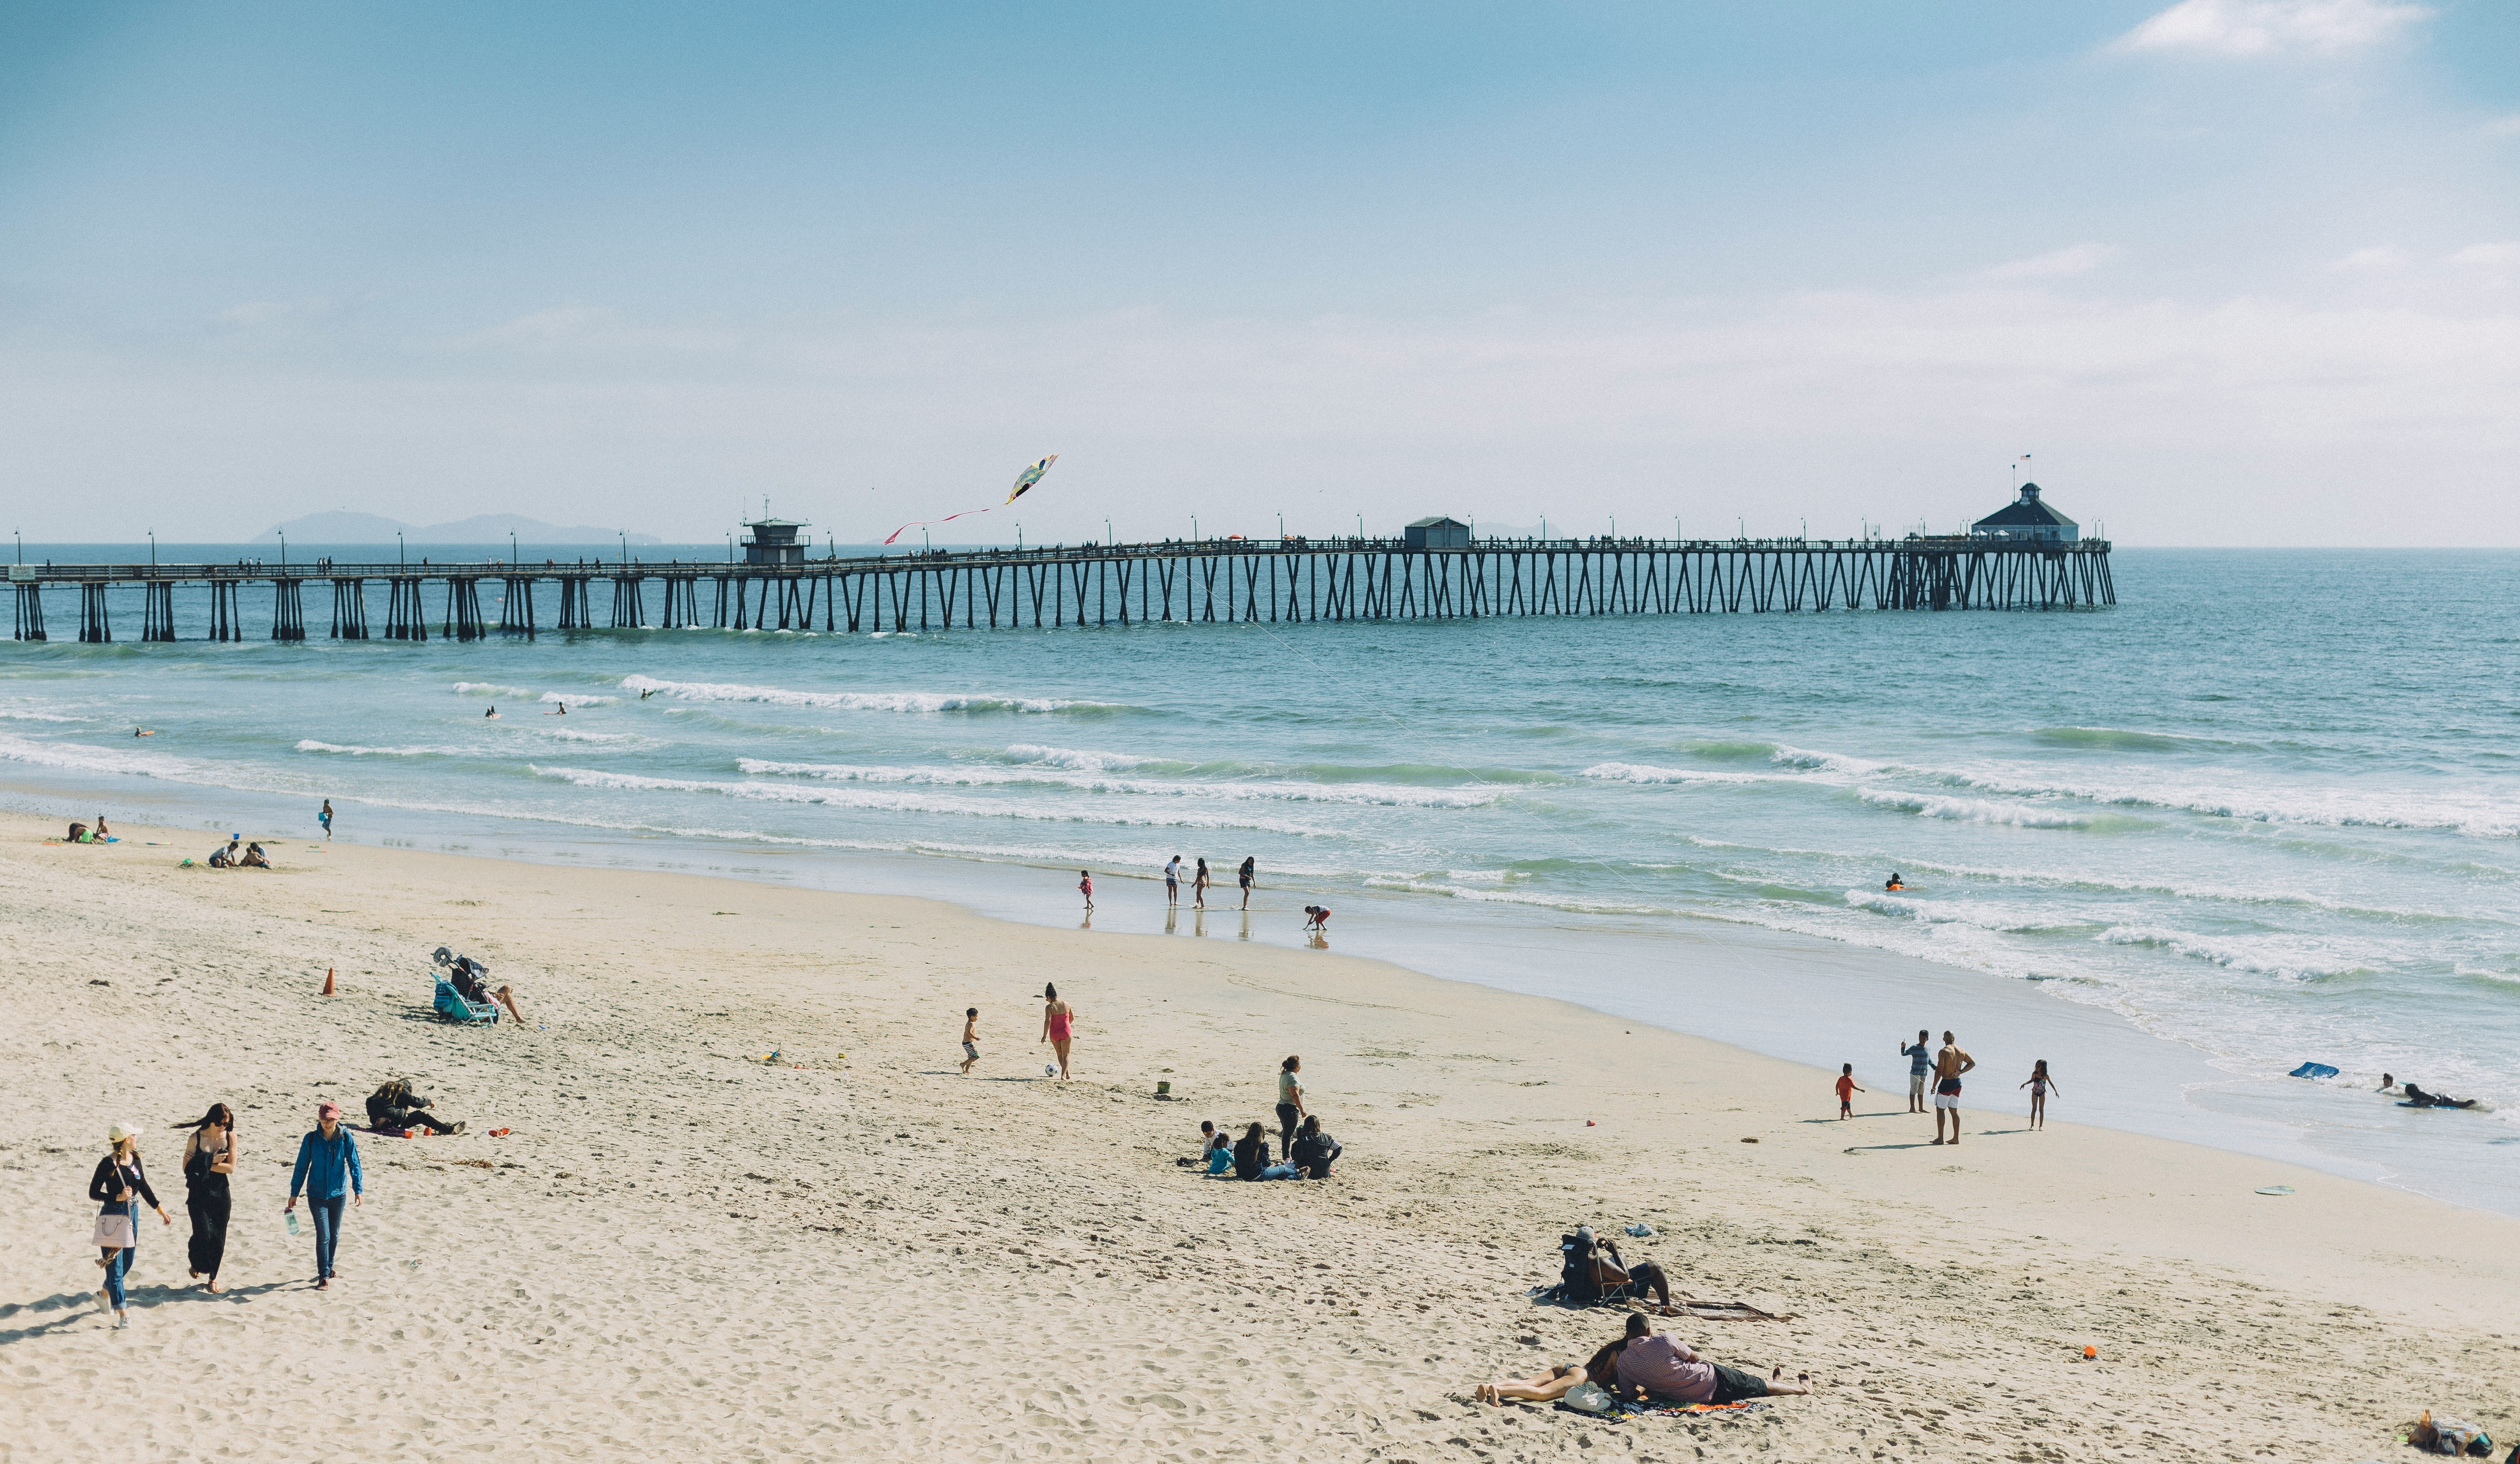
[1667, 1300, 1797, 1323]
[1612, 1399, 1771, 1419]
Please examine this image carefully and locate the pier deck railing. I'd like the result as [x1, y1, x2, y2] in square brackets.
[6, 535, 2113, 642]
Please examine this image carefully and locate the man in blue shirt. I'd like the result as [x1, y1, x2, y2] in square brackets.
[286, 1100, 364, 1290]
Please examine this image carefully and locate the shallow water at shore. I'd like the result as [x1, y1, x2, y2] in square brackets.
[4, 545, 2517, 1212]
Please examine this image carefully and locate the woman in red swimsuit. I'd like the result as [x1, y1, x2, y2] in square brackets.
[1040, 983, 1077, 1080]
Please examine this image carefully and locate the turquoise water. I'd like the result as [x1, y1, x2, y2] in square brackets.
[5, 545, 2515, 1210]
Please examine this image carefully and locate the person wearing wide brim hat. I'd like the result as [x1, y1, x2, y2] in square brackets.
[89, 1122, 173, 1328]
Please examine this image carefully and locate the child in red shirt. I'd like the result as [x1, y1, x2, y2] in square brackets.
[1835, 1063, 1864, 1119]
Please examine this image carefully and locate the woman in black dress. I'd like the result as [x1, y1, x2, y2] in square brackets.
[178, 1103, 238, 1292]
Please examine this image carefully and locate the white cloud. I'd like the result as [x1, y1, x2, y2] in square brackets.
[2113, 0, 2431, 57]
[1981, 244, 2120, 280]
[2449, 242, 2520, 268]
[2485, 116, 2520, 138]
[2333, 245, 2407, 271]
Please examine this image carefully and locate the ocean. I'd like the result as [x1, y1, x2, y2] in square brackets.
[5, 544, 2515, 1213]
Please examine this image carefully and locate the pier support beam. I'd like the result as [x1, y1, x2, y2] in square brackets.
[499, 576, 536, 637]
[330, 578, 368, 639]
[13, 582, 47, 641]
[271, 578, 305, 641]
[445, 577, 485, 640]
[79, 582, 111, 643]
[143, 582, 178, 641]
[207, 581, 243, 641]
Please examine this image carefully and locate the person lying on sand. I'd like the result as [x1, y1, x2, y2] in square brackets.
[1613, 1313, 1812, 1404]
[1477, 1328, 1639, 1406]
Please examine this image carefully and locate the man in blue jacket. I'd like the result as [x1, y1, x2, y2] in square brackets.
[286, 1100, 364, 1290]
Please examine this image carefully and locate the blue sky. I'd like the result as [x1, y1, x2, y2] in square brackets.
[2, 0, 2514, 545]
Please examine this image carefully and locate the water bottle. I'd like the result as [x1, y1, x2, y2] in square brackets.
[286, 1210, 301, 1236]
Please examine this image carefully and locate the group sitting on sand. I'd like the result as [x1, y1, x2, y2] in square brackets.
[1476, 1313, 1812, 1408]
[203, 839, 272, 869]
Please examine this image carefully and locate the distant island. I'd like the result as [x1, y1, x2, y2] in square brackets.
[253, 511, 664, 546]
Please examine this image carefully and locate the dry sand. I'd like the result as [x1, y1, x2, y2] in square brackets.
[2, 809, 2514, 1462]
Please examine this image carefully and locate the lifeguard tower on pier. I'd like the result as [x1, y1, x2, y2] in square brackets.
[743, 518, 811, 567]
[1971, 484, 2078, 544]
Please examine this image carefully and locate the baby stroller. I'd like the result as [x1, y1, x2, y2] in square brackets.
[432, 945, 500, 1024]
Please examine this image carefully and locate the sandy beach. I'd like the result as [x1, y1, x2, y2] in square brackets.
[3, 808, 2515, 1463]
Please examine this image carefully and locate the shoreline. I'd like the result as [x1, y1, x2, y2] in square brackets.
[5, 810, 2516, 1460]
[5, 768, 2505, 1219]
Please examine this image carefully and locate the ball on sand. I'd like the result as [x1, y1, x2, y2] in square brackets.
[1044, 1063, 1058, 1077]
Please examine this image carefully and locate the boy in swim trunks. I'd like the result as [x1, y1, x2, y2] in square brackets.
[1932, 1031, 1975, 1145]
[1835, 1064, 1863, 1119]
[959, 1007, 980, 1075]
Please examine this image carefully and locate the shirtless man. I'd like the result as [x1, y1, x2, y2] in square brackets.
[1931, 1030, 1976, 1145]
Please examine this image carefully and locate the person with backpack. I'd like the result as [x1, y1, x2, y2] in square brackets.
[1558, 1226, 1674, 1310]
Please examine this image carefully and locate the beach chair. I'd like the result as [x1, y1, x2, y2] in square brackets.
[433, 977, 499, 1023]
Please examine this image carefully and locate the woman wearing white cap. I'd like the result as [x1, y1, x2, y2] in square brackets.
[89, 1123, 172, 1327]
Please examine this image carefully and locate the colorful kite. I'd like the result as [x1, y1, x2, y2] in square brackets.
[885, 455, 1058, 546]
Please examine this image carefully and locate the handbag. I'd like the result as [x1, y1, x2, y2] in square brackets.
[93, 1209, 136, 1249]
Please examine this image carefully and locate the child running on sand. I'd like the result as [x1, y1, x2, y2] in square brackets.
[2019, 1059, 2058, 1130]
[959, 1008, 980, 1075]
[1078, 870, 1093, 911]
[1835, 1064, 1864, 1119]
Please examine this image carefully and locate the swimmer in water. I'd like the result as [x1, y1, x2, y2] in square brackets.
[1884, 873, 1905, 892]
[545, 702, 567, 716]
[484, 706, 499, 719]
[134, 728, 155, 737]
[640, 687, 655, 700]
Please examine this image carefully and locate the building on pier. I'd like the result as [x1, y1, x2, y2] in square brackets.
[1972, 484, 2078, 544]
[1405, 516, 1471, 550]
[743, 518, 810, 567]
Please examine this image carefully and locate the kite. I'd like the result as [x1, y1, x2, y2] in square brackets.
[884, 455, 1059, 546]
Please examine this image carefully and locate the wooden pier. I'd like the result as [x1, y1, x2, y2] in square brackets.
[5, 535, 2113, 643]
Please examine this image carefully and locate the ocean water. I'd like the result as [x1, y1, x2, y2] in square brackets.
[6, 545, 2517, 1212]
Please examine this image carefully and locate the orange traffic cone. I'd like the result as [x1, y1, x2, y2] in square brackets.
[321, 967, 336, 997]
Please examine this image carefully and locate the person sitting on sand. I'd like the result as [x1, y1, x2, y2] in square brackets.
[1614, 1314, 1811, 1404]
[1231, 1122, 1272, 1181]
[1564, 1226, 1675, 1311]
[1289, 1114, 1342, 1179]
[448, 955, 527, 1025]
[239, 842, 272, 869]
[1204, 1122, 1234, 1175]
[67, 821, 89, 843]
[205, 840, 237, 869]
[366, 1079, 464, 1135]
[93, 816, 110, 841]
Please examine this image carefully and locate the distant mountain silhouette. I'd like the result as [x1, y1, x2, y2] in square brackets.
[254, 512, 662, 545]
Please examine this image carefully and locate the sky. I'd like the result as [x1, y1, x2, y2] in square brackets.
[0, 0, 2514, 547]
